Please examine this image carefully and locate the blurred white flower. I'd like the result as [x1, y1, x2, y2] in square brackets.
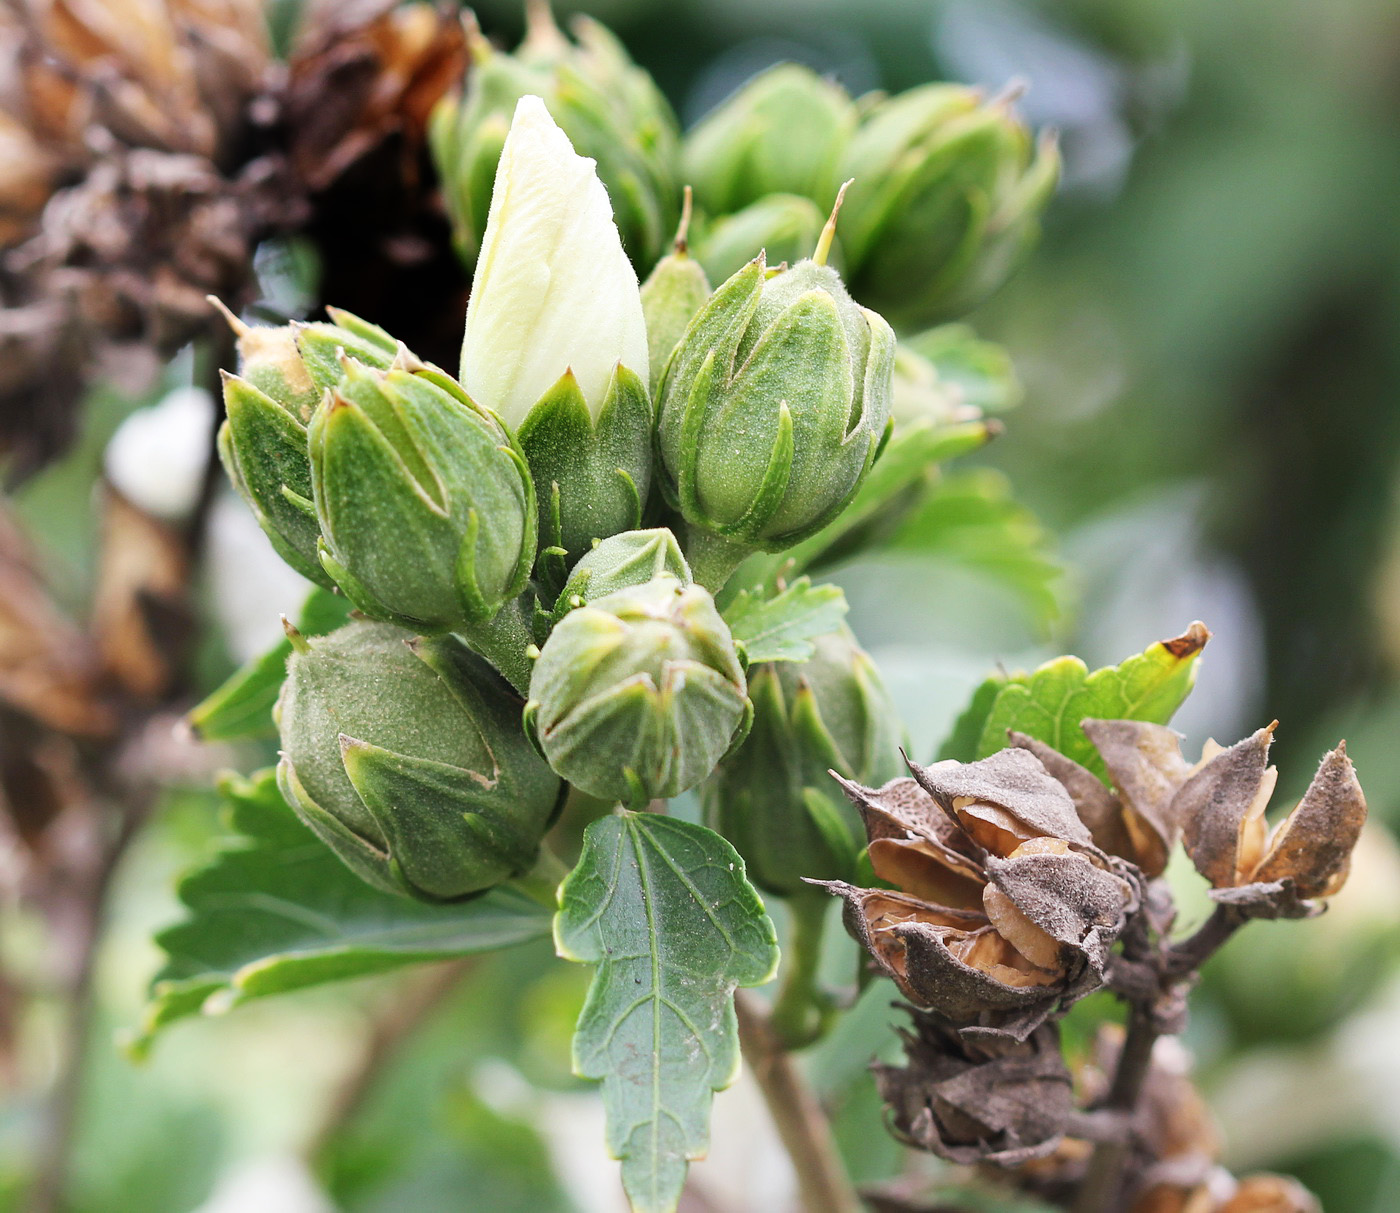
[103, 385, 215, 521]
[192, 1156, 335, 1213]
[206, 491, 313, 663]
[460, 94, 648, 428]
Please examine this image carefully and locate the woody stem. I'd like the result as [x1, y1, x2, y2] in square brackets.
[735, 991, 859, 1213]
[1070, 1001, 1160, 1213]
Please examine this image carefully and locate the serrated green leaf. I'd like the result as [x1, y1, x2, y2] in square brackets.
[555, 812, 779, 1213]
[136, 770, 552, 1053]
[186, 587, 351, 741]
[971, 623, 1211, 778]
[722, 577, 848, 664]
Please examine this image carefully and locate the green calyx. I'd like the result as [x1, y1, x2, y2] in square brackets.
[309, 360, 536, 632]
[525, 576, 749, 804]
[840, 83, 1061, 328]
[431, 8, 679, 272]
[552, 528, 692, 622]
[514, 365, 652, 565]
[215, 308, 399, 588]
[657, 253, 895, 569]
[703, 625, 905, 896]
[275, 620, 563, 901]
[683, 63, 855, 217]
[640, 236, 712, 399]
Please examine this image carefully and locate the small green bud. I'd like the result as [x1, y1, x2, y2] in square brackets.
[640, 192, 713, 398]
[213, 304, 398, 587]
[431, 5, 679, 271]
[657, 246, 894, 582]
[525, 576, 749, 804]
[683, 64, 855, 216]
[691, 193, 830, 286]
[840, 84, 1060, 327]
[276, 620, 563, 900]
[309, 362, 535, 631]
[703, 626, 905, 896]
[553, 528, 691, 620]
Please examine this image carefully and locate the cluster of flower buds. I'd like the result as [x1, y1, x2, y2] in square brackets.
[433, 12, 1058, 338]
[213, 87, 909, 905]
[678, 64, 1058, 327]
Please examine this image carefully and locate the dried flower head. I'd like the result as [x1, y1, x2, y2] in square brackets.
[1010, 720, 1194, 878]
[875, 1011, 1073, 1165]
[815, 748, 1137, 1041]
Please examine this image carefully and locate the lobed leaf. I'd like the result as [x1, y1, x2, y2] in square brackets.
[555, 812, 779, 1213]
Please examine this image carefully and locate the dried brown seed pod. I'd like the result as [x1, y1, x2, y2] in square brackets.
[1175, 725, 1366, 916]
[875, 1011, 1073, 1165]
[814, 750, 1137, 1041]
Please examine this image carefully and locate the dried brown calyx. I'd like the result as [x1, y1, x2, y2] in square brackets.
[1002, 1027, 1321, 1213]
[875, 1010, 1073, 1165]
[814, 748, 1139, 1042]
[1173, 724, 1366, 917]
[1011, 719, 1195, 878]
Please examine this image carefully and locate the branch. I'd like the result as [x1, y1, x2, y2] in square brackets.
[733, 990, 859, 1213]
[1070, 1003, 1158, 1213]
[309, 959, 473, 1161]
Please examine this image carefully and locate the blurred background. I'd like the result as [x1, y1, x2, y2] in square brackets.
[5, 0, 1400, 1209]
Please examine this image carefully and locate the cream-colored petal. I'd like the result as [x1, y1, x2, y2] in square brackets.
[459, 95, 648, 427]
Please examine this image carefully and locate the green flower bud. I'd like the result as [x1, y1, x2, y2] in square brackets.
[657, 247, 895, 585]
[525, 576, 749, 804]
[276, 620, 562, 900]
[214, 306, 397, 587]
[692, 193, 830, 286]
[840, 84, 1060, 327]
[309, 360, 535, 631]
[640, 197, 712, 399]
[703, 626, 905, 896]
[683, 64, 855, 216]
[552, 528, 691, 621]
[431, 5, 679, 272]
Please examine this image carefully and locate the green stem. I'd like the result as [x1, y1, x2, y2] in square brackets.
[769, 894, 831, 1050]
[509, 845, 573, 908]
[457, 594, 535, 694]
[685, 528, 751, 594]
